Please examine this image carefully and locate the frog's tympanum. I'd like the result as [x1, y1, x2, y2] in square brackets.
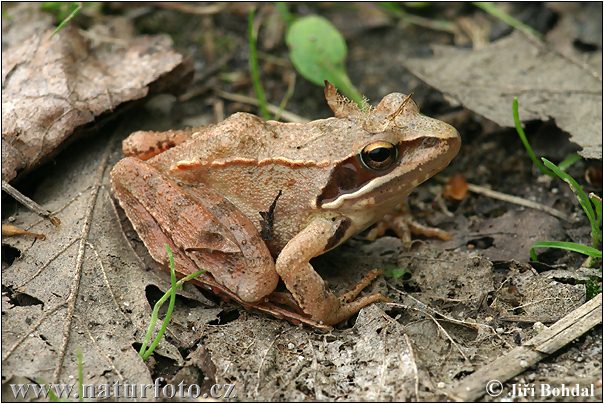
[111, 82, 460, 328]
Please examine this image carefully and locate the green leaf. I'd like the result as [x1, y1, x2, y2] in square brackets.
[384, 266, 411, 280]
[286, 15, 364, 106]
[530, 241, 602, 261]
[42, 2, 82, 36]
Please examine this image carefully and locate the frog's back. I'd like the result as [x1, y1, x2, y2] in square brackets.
[147, 113, 351, 255]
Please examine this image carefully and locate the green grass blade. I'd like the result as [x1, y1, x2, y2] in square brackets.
[47, 386, 61, 402]
[512, 97, 553, 176]
[276, 2, 293, 27]
[77, 350, 84, 402]
[248, 9, 271, 120]
[383, 266, 410, 280]
[558, 153, 582, 171]
[530, 240, 602, 261]
[589, 193, 603, 245]
[473, 2, 541, 40]
[142, 244, 178, 360]
[35, 379, 64, 402]
[139, 246, 205, 360]
[378, 2, 457, 33]
[51, 2, 82, 36]
[542, 158, 596, 226]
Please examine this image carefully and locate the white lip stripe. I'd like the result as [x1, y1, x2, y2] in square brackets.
[321, 165, 438, 210]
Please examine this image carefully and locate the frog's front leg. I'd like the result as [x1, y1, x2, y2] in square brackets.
[276, 217, 388, 325]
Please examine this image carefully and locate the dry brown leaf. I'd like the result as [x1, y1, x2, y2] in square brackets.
[404, 31, 602, 159]
[2, 6, 191, 183]
[1, 127, 219, 393]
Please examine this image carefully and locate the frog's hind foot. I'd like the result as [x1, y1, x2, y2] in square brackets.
[339, 269, 384, 303]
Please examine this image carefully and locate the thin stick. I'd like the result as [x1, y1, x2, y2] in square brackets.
[2, 181, 60, 225]
[466, 182, 571, 222]
[3, 303, 65, 361]
[52, 148, 111, 383]
[215, 89, 309, 123]
[449, 293, 602, 401]
[255, 329, 287, 394]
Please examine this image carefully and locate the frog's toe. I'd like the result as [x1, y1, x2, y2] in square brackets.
[366, 212, 451, 245]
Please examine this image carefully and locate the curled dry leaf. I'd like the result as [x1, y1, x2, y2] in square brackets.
[2, 17, 192, 183]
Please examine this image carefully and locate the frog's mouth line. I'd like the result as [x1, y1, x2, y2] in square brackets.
[319, 136, 459, 210]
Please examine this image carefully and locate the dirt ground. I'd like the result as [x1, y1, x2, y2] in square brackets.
[2, 3, 602, 402]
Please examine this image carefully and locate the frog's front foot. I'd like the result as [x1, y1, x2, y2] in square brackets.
[366, 202, 451, 245]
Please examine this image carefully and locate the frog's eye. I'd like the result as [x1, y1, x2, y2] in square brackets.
[360, 141, 398, 171]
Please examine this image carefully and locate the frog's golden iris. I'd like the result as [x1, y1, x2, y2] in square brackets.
[359, 141, 398, 171]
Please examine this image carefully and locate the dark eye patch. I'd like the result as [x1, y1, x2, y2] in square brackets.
[316, 138, 424, 207]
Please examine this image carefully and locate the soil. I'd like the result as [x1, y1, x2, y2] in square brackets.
[2, 3, 602, 402]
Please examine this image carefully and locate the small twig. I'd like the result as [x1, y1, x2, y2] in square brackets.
[274, 72, 296, 122]
[449, 293, 602, 401]
[387, 285, 513, 349]
[26, 185, 92, 231]
[178, 52, 236, 102]
[16, 238, 78, 290]
[2, 181, 60, 226]
[425, 311, 469, 362]
[510, 296, 573, 311]
[435, 175, 571, 221]
[215, 89, 309, 123]
[53, 147, 111, 383]
[3, 303, 65, 361]
[466, 182, 571, 221]
[255, 329, 288, 394]
[212, 98, 225, 122]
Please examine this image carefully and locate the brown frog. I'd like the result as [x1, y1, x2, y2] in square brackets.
[110, 83, 460, 328]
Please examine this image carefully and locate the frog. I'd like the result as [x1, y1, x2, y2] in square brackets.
[110, 82, 461, 328]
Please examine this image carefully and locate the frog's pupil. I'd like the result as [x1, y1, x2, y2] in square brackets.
[369, 147, 391, 162]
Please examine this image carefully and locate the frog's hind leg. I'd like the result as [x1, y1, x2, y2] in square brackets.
[110, 157, 278, 303]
